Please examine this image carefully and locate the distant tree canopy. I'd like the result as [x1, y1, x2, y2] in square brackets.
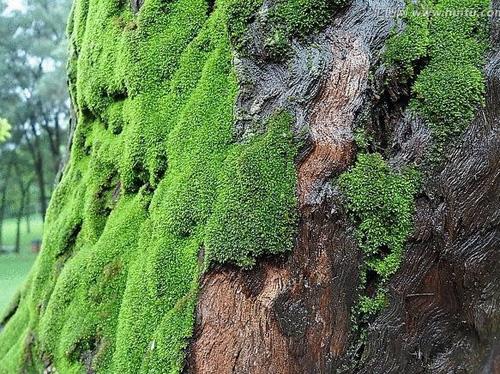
[0, 0, 72, 234]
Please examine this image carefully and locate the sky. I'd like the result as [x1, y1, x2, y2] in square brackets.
[5, 0, 25, 13]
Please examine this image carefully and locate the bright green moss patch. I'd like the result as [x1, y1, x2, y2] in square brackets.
[227, 0, 262, 52]
[339, 153, 420, 313]
[206, 112, 298, 268]
[0, 0, 299, 372]
[358, 289, 388, 316]
[354, 0, 491, 320]
[385, 0, 490, 152]
[267, 0, 346, 56]
[270, 0, 345, 38]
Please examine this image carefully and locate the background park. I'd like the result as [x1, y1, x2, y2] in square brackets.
[0, 0, 71, 315]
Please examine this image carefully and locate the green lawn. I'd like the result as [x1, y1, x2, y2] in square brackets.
[0, 216, 43, 316]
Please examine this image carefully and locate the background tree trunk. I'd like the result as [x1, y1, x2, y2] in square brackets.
[0, 158, 14, 249]
[14, 195, 23, 254]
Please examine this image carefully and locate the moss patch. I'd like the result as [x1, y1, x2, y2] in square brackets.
[0, 0, 298, 372]
[266, 0, 346, 56]
[338, 153, 420, 315]
[385, 0, 490, 153]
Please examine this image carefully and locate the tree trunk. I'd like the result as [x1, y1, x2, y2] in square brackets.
[25, 190, 31, 234]
[14, 193, 24, 254]
[0, 1, 498, 373]
[13, 165, 31, 254]
[0, 158, 13, 249]
[25, 119, 48, 220]
[0, 183, 8, 250]
[185, 1, 500, 373]
[33, 150, 47, 220]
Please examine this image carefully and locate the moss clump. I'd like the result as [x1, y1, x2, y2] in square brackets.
[385, 0, 490, 152]
[266, 0, 346, 56]
[384, 0, 431, 75]
[206, 112, 298, 267]
[227, 0, 346, 57]
[270, 0, 345, 38]
[0, 0, 298, 372]
[339, 153, 420, 313]
[358, 289, 388, 316]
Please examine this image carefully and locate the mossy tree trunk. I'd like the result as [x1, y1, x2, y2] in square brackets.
[187, 0, 500, 371]
[0, 0, 498, 373]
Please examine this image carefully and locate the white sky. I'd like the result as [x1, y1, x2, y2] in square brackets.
[5, 0, 25, 13]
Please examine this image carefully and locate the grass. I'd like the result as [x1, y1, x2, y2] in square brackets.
[0, 216, 43, 316]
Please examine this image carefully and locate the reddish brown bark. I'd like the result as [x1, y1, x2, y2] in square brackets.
[187, 203, 359, 373]
[187, 23, 369, 374]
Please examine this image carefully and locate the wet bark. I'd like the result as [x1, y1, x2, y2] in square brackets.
[185, 0, 500, 372]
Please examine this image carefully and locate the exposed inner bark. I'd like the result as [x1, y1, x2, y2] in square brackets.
[187, 7, 378, 373]
[186, 0, 401, 372]
[298, 34, 368, 207]
[186, 202, 359, 374]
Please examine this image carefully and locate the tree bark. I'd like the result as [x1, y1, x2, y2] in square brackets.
[14, 194, 23, 254]
[1, 1, 498, 373]
[185, 0, 500, 372]
[25, 189, 31, 234]
[13, 162, 31, 254]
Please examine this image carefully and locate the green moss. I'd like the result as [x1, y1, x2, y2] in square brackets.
[270, 0, 345, 38]
[385, 0, 490, 152]
[227, 0, 346, 57]
[384, 0, 431, 75]
[353, 127, 370, 151]
[339, 153, 420, 313]
[0, 0, 298, 372]
[350, 0, 490, 319]
[227, 0, 262, 52]
[205, 112, 298, 268]
[268, 0, 346, 56]
[358, 289, 388, 316]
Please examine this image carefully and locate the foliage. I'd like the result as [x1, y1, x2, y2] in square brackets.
[338, 153, 420, 312]
[385, 0, 489, 152]
[0, 118, 10, 142]
[0, 0, 298, 372]
[0, 0, 72, 218]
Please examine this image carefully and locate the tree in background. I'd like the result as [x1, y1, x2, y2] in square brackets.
[0, 0, 71, 224]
